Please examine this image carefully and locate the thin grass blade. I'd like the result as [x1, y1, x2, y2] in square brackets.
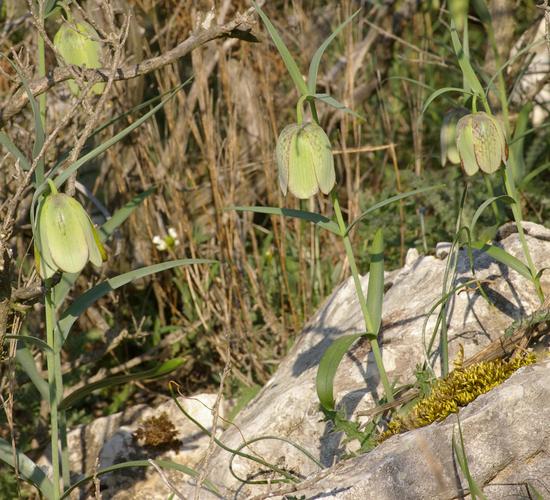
[0, 132, 31, 170]
[16, 346, 49, 401]
[307, 10, 361, 93]
[0, 439, 54, 500]
[470, 242, 532, 280]
[229, 206, 341, 235]
[252, 2, 308, 96]
[59, 359, 184, 410]
[58, 259, 215, 343]
[347, 185, 445, 234]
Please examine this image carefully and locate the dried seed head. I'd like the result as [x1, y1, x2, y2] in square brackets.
[455, 112, 508, 176]
[53, 20, 105, 96]
[276, 122, 335, 199]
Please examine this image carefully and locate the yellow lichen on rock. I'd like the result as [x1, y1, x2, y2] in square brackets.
[381, 353, 537, 440]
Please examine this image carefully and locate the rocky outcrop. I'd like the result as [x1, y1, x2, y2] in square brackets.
[46, 223, 550, 498]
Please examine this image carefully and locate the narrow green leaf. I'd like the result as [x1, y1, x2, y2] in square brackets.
[313, 93, 364, 120]
[421, 87, 472, 117]
[470, 242, 532, 281]
[58, 259, 215, 343]
[307, 10, 361, 93]
[366, 229, 384, 337]
[98, 188, 155, 241]
[15, 346, 49, 401]
[4, 335, 53, 353]
[0, 437, 54, 500]
[316, 333, 363, 411]
[347, 185, 445, 235]
[252, 1, 308, 96]
[0, 55, 44, 184]
[229, 206, 341, 235]
[61, 459, 221, 499]
[510, 103, 531, 183]
[0, 132, 31, 170]
[471, 0, 492, 25]
[519, 162, 550, 189]
[470, 195, 514, 239]
[450, 21, 485, 97]
[59, 359, 184, 410]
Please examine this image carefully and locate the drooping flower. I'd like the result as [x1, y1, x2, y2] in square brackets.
[440, 108, 468, 166]
[276, 122, 335, 199]
[35, 180, 106, 279]
[455, 112, 508, 176]
[53, 19, 105, 96]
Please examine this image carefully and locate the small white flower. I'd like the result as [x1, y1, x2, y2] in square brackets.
[152, 235, 168, 251]
[168, 227, 178, 239]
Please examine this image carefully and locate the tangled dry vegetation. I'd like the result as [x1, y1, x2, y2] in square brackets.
[0, 0, 548, 481]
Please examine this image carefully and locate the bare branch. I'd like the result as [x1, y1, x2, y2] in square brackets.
[0, 9, 259, 128]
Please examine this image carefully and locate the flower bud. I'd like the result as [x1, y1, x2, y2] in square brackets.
[276, 122, 335, 199]
[440, 108, 468, 166]
[455, 112, 508, 176]
[35, 181, 106, 279]
[449, 0, 469, 32]
[53, 20, 105, 96]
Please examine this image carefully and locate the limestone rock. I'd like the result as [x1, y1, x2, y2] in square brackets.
[186, 223, 549, 497]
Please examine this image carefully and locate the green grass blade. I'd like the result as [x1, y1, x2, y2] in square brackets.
[452, 417, 487, 499]
[307, 10, 361, 93]
[421, 87, 472, 117]
[5, 335, 52, 352]
[252, 1, 308, 96]
[519, 162, 550, 189]
[229, 206, 341, 235]
[61, 459, 221, 499]
[470, 242, 532, 281]
[347, 185, 445, 235]
[316, 333, 363, 411]
[50, 89, 180, 192]
[313, 93, 364, 120]
[0, 438, 54, 500]
[366, 229, 384, 337]
[98, 188, 155, 241]
[0, 132, 31, 170]
[450, 21, 485, 98]
[470, 195, 514, 239]
[15, 346, 49, 401]
[0, 55, 45, 184]
[59, 359, 184, 410]
[58, 259, 216, 344]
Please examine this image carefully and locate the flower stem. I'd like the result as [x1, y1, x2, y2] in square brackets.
[502, 167, 544, 302]
[45, 288, 61, 499]
[331, 191, 394, 402]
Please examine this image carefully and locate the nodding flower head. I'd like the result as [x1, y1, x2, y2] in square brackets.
[455, 112, 508, 176]
[35, 180, 106, 280]
[440, 108, 468, 167]
[53, 20, 104, 96]
[276, 122, 335, 199]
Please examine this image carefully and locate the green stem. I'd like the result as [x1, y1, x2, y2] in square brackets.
[482, 175, 502, 224]
[331, 191, 394, 402]
[45, 289, 61, 500]
[502, 167, 544, 302]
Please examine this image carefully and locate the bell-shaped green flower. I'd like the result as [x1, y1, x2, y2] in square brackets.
[35, 180, 106, 280]
[276, 122, 335, 199]
[440, 108, 468, 166]
[455, 112, 508, 176]
[53, 20, 105, 96]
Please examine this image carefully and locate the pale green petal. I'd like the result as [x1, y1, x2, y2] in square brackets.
[36, 199, 58, 279]
[288, 129, 319, 199]
[276, 124, 297, 196]
[308, 125, 335, 194]
[42, 194, 89, 274]
[456, 118, 479, 176]
[472, 115, 502, 174]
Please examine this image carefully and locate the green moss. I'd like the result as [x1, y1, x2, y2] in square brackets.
[381, 353, 537, 440]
